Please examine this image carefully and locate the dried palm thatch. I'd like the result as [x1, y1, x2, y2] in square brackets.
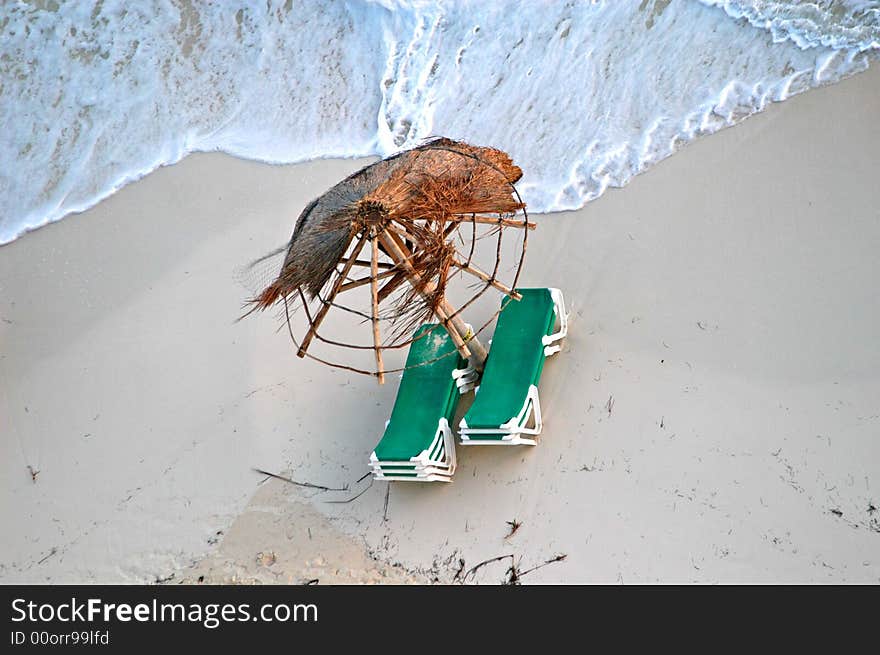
[243, 137, 533, 383]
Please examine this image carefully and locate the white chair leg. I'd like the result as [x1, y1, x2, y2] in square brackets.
[453, 363, 479, 394]
[441, 418, 457, 472]
[532, 386, 543, 434]
[541, 288, 568, 355]
[498, 385, 542, 440]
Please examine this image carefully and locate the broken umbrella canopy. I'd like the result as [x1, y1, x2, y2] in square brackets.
[243, 138, 534, 383]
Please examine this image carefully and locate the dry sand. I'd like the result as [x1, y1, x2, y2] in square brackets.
[2, 66, 879, 584]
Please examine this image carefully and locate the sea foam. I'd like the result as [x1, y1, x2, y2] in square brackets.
[0, 0, 876, 244]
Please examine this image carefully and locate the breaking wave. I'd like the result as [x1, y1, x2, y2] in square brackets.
[0, 0, 876, 244]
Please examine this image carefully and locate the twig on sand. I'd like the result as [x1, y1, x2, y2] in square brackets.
[252, 468, 349, 492]
[505, 559, 522, 585]
[463, 552, 568, 585]
[37, 547, 58, 565]
[504, 554, 568, 585]
[325, 478, 374, 504]
[517, 554, 568, 579]
[452, 558, 467, 582]
[463, 554, 515, 582]
[382, 484, 391, 522]
[504, 519, 522, 540]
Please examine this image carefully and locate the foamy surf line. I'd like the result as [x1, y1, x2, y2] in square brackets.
[1, 0, 877, 245]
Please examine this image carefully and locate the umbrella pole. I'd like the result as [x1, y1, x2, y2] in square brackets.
[451, 257, 522, 300]
[369, 231, 385, 384]
[378, 231, 488, 370]
[436, 298, 489, 370]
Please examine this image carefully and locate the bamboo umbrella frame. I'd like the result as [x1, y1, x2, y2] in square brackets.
[250, 140, 534, 384]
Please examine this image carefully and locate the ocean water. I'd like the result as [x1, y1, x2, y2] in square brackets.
[1, 0, 877, 244]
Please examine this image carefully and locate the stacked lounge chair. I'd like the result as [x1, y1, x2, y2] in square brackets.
[459, 287, 567, 446]
[369, 324, 477, 482]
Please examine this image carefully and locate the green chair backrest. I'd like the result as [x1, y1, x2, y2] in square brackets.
[463, 288, 556, 428]
[374, 324, 462, 461]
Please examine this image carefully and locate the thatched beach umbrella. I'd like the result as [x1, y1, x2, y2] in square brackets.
[244, 138, 533, 383]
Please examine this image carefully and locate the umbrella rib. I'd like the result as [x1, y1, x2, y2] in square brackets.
[297, 231, 367, 358]
[449, 215, 535, 230]
[370, 232, 385, 383]
[465, 213, 477, 267]
[338, 268, 398, 293]
[377, 270, 409, 304]
[296, 287, 411, 351]
[351, 259, 395, 270]
[451, 257, 522, 300]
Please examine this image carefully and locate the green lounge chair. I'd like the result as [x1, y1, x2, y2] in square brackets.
[459, 288, 567, 446]
[370, 323, 477, 482]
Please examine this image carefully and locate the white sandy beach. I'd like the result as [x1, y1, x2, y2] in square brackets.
[2, 65, 879, 584]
